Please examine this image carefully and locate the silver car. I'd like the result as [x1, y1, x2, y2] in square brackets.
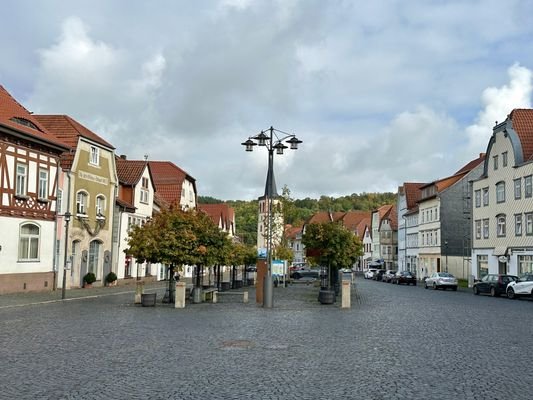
[506, 274, 533, 299]
[424, 272, 458, 291]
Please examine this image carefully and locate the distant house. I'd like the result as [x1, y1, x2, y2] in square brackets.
[198, 203, 236, 239]
[371, 205, 396, 268]
[285, 224, 305, 265]
[114, 156, 158, 281]
[35, 114, 117, 289]
[0, 86, 69, 294]
[472, 110, 533, 279]
[148, 161, 197, 210]
[397, 183, 426, 273]
[417, 153, 485, 279]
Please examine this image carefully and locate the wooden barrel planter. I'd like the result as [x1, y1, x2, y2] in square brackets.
[318, 289, 335, 305]
[141, 293, 157, 307]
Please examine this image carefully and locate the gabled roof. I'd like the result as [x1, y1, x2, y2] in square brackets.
[0, 85, 68, 150]
[116, 157, 147, 186]
[340, 210, 371, 232]
[198, 203, 235, 233]
[116, 197, 136, 212]
[149, 161, 196, 207]
[33, 114, 114, 149]
[382, 205, 398, 230]
[509, 109, 533, 162]
[401, 182, 426, 210]
[374, 204, 393, 219]
[306, 211, 345, 225]
[420, 153, 485, 198]
[284, 224, 302, 240]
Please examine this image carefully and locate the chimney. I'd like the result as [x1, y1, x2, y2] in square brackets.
[120, 154, 127, 160]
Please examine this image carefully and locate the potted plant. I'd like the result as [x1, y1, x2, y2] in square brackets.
[83, 272, 97, 288]
[105, 272, 118, 287]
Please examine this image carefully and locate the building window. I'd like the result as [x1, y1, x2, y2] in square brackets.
[496, 214, 506, 237]
[88, 240, 101, 275]
[475, 220, 481, 239]
[514, 178, 522, 200]
[19, 223, 40, 261]
[140, 177, 149, 204]
[515, 214, 523, 236]
[525, 175, 532, 198]
[16, 163, 27, 196]
[483, 219, 489, 239]
[502, 151, 508, 167]
[76, 191, 88, 215]
[493, 155, 498, 170]
[496, 182, 505, 203]
[56, 189, 63, 214]
[526, 213, 533, 236]
[96, 195, 105, 217]
[38, 169, 49, 199]
[482, 187, 489, 206]
[475, 190, 481, 207]
[90, 146, 100, 166]
[478, 255, 488, 279]
[518, 255, 533, 275]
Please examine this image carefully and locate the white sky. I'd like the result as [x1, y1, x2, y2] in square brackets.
[2, 0, 533, 200]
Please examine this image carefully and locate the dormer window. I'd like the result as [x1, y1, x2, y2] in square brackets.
[10, 117, 40, 131]
[90, 146, 100, 166]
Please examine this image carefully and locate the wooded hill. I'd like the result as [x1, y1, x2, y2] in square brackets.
[199, 188, 397, 246]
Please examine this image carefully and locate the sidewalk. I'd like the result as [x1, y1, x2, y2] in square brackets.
[0, 280, 168, 309]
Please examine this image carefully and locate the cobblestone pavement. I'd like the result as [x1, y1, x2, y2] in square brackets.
[1, 278, 532, 400]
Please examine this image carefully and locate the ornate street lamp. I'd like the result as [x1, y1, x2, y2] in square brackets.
[61, 211, 72, 300]
[241, 126, 302, 308]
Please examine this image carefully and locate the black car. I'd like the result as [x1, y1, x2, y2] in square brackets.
[473, 274, 519, 297]
[383, 270, 397, 283]
[371, 269, 385, 281]
[392, 271, 416, 285]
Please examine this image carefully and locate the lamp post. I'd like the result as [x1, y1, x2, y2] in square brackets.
[242, 126, 302, 308]
[61, 212, 71, 300]
[444, 240, 448, 273]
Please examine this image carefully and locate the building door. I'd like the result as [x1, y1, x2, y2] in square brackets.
[498, 261, 507, 274]
[437, 258, 441, 273]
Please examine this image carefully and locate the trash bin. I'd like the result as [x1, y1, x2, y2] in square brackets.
[141, 293, 157, 307]
[318, 289, 335, 304]
[221, 282, 231, 291]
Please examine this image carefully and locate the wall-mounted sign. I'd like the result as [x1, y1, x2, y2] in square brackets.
[498, 255, 508, 263]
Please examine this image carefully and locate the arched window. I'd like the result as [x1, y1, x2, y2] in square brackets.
[496, 181, 506, 203]
[19, 223, 40, 260]
[496, 214, 506, 237]
[76, 191, 88, 215]
[88, 240, 102, 275]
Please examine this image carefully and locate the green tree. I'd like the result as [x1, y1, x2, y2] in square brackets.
[302, 222, 362, 289]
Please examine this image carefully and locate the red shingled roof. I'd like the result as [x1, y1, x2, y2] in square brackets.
[402, 182, 426, 209]
[198, 204, 235, 235]
[0, 85, 68, 150]
[340, 210, 371, 232]
[116, 157, 147, 185]
[509, 109, 533, 162]
[148, 161, 196, 207]
[454, 153, 486, 175]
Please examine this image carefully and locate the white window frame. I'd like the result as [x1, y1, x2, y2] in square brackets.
[493, 155, 498, 170]
[514, 178, 522, 200]
[76, 191, 88, 215]
[497, 214, 506, 237]
[96, 195, 105, 217]
[483, 219, 489, 239]
[475, 190, 481, 207]
[502, 151, 508, 167]
[38, 168, 49, 199]
[16, 163, 27, 196]
[19, 223, 40, 261]
[57, 189, 63, 214]
[496, 182, 505, 203]
[515, 214, 523, 236]
[482, 187, 489, 206]
[475, 220, 481, 240]
[90, 146, 100, 166]
[526, 213, 533, 236]
[525, 175, 532, 198]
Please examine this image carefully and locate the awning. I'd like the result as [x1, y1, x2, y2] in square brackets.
[492, 246, 508, 256]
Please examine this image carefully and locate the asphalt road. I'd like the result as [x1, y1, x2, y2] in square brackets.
[1, 278, 532, 399]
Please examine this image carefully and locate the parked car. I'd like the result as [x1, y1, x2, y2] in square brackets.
[473, 274, 519, 297]
[424, 272, 458, 291]
[245, 265, 257, 272]
[364, 268, 378, 279]
[392, 271, 417, 285]
[506, 274, 533, 299]
[290, 269, 319, 280]
[373, 269, 386, 281]
[383, 270, 397, 283]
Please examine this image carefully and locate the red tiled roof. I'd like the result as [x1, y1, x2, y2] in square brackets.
[284, 224, 302, 240]
[198, 203, 235, 232]
[34, 114, 114, 149]
[149, 161, 196, 207]
[0, 85, 68, 150]
[509, 109, 533, 162]
[376, 204, 393, 219]
[116, 197, 136, 212]
[402, 182, 426, 209]
[306, 211, 334, 224]
[116, 158, 147, 185]
[340, 210, 371, 231]
[454, 153, 486, 175]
